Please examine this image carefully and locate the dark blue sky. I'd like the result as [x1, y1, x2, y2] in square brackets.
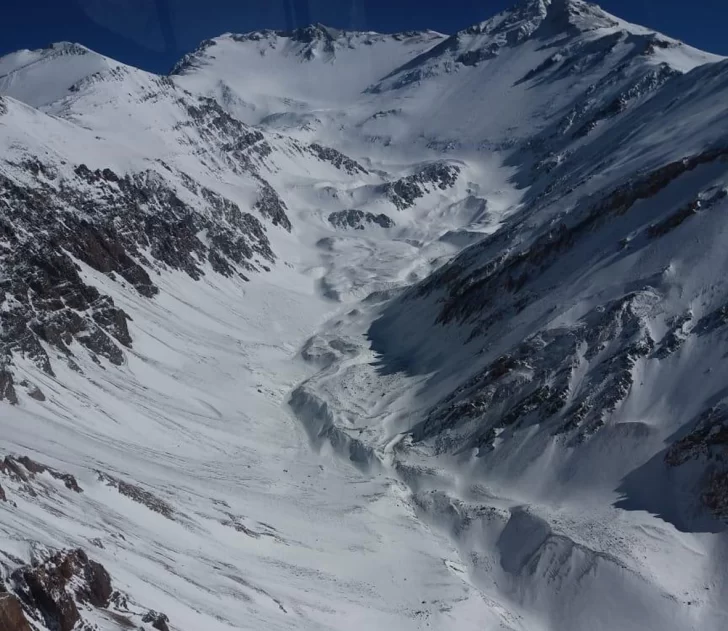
[1, 0, 725, 73]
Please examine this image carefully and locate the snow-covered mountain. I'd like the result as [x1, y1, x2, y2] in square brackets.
[1, 1, 728, 629]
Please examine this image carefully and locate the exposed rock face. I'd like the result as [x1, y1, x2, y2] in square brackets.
[0, 593, 32, 631]
[253, 178, 292, 231]
[97, 472, 175, 519]
[15, 456, 83, 493]
[10, 549, 112, 631]
[328, 209, 395, 230]
[143, 610, 171, 631]
[180, 96, 273, 174]
[412, 290, 656, 453]
[1, 455, 83, 495]
[666, 404, 728, 521]
[423, 146, 728, 331]
[513, 31, 689, 182]
[0, 160, 277, 402]
[379, 163, 460, 210]
[307, 143, 368, 175]
[0, 368, 18, 405]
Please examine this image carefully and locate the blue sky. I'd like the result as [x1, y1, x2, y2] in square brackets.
[1, 0, 725, 73]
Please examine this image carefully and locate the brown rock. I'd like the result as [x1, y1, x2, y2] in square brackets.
[15, 456, 83, 493]
[97, 472, 174, 518]
[11, 548, 112, 631]
[0, 593, 32, 631]
[2, 457, 29, 482]
[0, 483, 6, 501]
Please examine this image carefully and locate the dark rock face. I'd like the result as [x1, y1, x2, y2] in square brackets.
[181, 97, 273, 174]
[19, 381, 46, 402]
[517, 35, 680, 178]
[16, 456, 83, 493]
[0, 593, 32, 631]
[328, 210, 395, 230]
[10, 549, 112, 631]
[425, 146, 728, 330]
[379, 163, 460, 210]
[1, 455, 83, 494]
[143, 610, 171, 631]
[169, 39, 217, 75]
[253, 178, 292, 231]
[571, 64, 677, 139]
[97, 472, 175, 519]
[0, 160, 276, 401]
[666, 405, 728, 521]
[0, 369, 18, 405]
[307, 144, 368, 176]
[648, 189, 725, 239]
[288, 23, 336, 49]
[456, 44, 500, 66]
[412, 290, 655, 453]
[391, 146, 728, 466]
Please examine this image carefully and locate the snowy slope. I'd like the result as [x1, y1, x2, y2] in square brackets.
[360, 0, 720, 148]
[0, 42, 120, 108]
[1, 0, 728, 630]
[172, 26, 444, 127]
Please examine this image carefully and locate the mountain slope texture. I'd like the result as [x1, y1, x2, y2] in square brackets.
[1, 1, 728, 629]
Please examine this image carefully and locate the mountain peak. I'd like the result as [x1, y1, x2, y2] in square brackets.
[459, 0, 617, 47]
[0, 41, 118, 108]
[542, 0, 619, 32]
[287, 22, 338, 42]
[170, 25, 445, 76]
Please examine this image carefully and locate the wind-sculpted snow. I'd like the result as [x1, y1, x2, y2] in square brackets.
[2, 1, 728, 630]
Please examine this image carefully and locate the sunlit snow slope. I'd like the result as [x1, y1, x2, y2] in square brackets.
[1, 1, 728, 630]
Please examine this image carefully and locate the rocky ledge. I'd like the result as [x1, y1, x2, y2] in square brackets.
[328, 209, 395, 230]
[0, 158, 284, 403]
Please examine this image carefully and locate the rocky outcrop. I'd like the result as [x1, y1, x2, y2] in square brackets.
[0, 160, 277, 401]
[666, 404, 728, 521]
[572, 64, 677, 139]
[14, 456, 82, 493]
[307, 144, 368, 175]
[10, 549, 112, 631]
[412, 290, 656, 453]
[424, 146, 728, 330]
[0, 593, 32, 631]
[181, 96, 272, 174]
[0, 455, 83, 496]
[97, 472, 175, 519]
[328, 209, 394, 230]
[253, 178, 292, 231]
[0, 368, 18, 405]
[379, 162, 460, 210]
[143, 610, 171, 631]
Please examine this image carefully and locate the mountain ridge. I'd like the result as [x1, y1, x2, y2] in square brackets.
[1, 2, 728, 630]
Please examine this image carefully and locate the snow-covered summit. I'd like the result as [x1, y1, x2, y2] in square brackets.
[2, 3, 728, 631]
[171, 24, 444, 76]
[464, 0, 618, 43]
[0, 41, 120, 108]
[169, 26, 444, 124]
